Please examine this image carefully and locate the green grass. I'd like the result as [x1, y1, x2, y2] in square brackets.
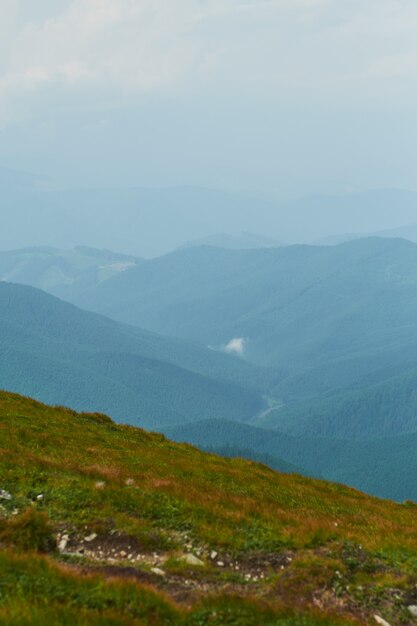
[2, 391, 417, 624]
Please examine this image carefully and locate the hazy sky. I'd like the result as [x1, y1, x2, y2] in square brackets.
[1, 0, 417, 193]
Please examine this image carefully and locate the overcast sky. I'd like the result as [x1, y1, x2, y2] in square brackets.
[1, 0, 417, 194]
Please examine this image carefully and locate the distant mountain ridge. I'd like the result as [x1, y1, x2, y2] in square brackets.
[179, 232, 282, 250]
[1, 172, 417, 255]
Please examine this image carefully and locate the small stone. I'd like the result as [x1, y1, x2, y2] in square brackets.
[0, 489, 12, 501]
[36, 494, 44, 501]
[374, 616, 391, 626]
[84, 533, 97, 542]
[95, 481, 105, 490]
[217, 561, 224, 567]
[151, 567, 166, 577]
[408, 606, 417, 618]
[210, 551, 218, 560]
[181, 554, 205, 567]
[58, 534, 69, 552]
[120, 550, 127, 558]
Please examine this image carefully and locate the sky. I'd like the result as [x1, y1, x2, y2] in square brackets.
[1, 0, 417, 194]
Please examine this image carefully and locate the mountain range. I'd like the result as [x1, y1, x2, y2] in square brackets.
[62, 237, 417, 444]
[2, 167, 417, 255]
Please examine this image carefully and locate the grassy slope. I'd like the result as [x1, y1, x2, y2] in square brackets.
[2, 392, 417, 625]
[0, 282, 267, 428]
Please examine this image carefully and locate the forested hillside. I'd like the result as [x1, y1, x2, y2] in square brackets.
[0, 282, 267, 428]
[263, 361, 417, 438]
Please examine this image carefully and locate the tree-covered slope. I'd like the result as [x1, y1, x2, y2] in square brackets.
[166, 418, 417, 502]
[262, 361, 417, 439]
[2, 391, 417, 625]
[0, 282, 267, 428]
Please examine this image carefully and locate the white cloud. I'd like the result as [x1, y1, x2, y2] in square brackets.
[223, 337, 246, 356]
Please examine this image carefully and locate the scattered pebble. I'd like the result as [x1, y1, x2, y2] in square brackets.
[374, 616, 391, 626]
[0, 489, 12, 501]
[84, 533, 98, 543]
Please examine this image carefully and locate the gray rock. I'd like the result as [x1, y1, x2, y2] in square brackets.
[408, 606, 417, 618]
